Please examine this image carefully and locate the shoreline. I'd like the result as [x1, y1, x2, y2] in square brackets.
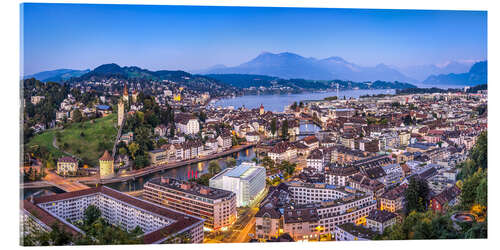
[22, 143, 257, 188]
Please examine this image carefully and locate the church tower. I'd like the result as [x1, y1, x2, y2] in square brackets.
[99, 150, 114, 179]
[259, 104, 264, 115]
[118, 98, 124, 127]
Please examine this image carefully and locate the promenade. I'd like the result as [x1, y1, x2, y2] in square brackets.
[22, 143, 256, 191]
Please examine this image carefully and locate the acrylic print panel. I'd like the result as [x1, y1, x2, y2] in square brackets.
[20, 2, 487, 246]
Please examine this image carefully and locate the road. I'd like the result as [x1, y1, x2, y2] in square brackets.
[43, 171, 90, 192]
[77, 143, 256, 185]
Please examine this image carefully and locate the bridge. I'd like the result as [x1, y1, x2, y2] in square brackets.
[22, 172, 91, 193]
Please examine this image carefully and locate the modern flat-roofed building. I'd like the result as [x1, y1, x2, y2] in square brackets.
[143, 177, 237, 231]
[21, 186, 204, 244]
[334, 223, 376, 241]
[210, 162, 266, 207]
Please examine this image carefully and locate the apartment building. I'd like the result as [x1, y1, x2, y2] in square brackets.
[143, 177, 237, 231]
[22, 186, 205, 244]
[365, 209, 397, 234]
[306, 149, 324, 172]
[287, 181, 350, 205]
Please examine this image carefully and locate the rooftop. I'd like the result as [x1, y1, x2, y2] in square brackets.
[28, 185, 204, 244]
[146, 177, 235, 201]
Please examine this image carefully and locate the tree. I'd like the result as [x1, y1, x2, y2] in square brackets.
[225, 157, 237, 168]
[281, 119, 289, 140]
[208, 161, 221, 175]
[270, 118, 277, 137]
[128, 142, 140, 160]
[84, 205, 101, 226]
[72, 109, 83, 123]
[405, 177, 430, 213]
[22, 223, 73, 246]
[460, 168, 486, 210]
[134, 154, 150, 169]
[118, 147, 128, 156]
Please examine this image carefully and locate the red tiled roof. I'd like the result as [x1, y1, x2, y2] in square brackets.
[22, 200, 82, 236]
[58, 156, 78, 163]
[99, 150, 113, 161]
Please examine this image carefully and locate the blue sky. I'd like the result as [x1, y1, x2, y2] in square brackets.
[21, 3, 487, 75]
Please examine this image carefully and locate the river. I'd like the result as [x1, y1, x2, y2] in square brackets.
[212, 89, 395, 112]
[105, 147, 258, 192]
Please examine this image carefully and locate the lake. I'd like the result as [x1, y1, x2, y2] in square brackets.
[212, 89, 396, 112]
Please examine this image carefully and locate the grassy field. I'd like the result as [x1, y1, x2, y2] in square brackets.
[27, 113, 118, 166]
[25, 129, 65, 159]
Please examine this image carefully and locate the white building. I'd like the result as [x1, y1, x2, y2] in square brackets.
[306, 149, 324, 172]
[23, 186, 205, 244]
[209, 162, 266, 207]
[175, 116, 199, 135]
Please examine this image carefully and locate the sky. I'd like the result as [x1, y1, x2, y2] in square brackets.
[21, 3, 487, 75]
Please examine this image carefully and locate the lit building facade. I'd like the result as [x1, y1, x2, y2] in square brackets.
[210, 162, 266, 207]
[143, 177, 237, 231]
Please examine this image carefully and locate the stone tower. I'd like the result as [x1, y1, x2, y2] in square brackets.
[123, 84, 129, 102]
[118, 99, 124, 127]
[99, 150, 114, 179]
[259, 104, 264, 115]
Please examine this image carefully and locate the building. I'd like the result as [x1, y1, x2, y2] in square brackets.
[380, 184, 407, 213]
[118, 99, 125, 126]
[154, 124, 168, 137]
[31, 95, 45, 105]
[268, 141, 297, 162]
[255, 202, 282, 240]
[325, 165, 359, 187]
[175, 115, 199, 135]
[217, 132, 232, 151]
[99, 150, 114, 179]
[283, 206, 320, 241]
[143, 177, 237, 231]
[365, 209, 397, 234]
[209, 162, 266, 207]
[56, 156, 78, 176]
[288, 182, 350, 205]
[149, 149, 169, 165]
[302, 136, 320, 150]
[334, 223, 376, 241]
[306, 149, 324, 172]
[21, 186, 204, 244]
[429, 185, 461, 213]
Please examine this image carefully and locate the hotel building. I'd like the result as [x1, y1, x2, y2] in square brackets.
[210, 162, 266, 207]
[21, 186, 204, 244]
[143, 177, 237, 231]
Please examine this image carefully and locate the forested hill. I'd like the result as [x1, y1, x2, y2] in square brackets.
[206, 73, 417, 90]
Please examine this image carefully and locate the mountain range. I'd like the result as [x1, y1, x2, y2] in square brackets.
[24, 69, 90, 82]
[422, 61, 487, 86]
[197, 52, 482, 84]
[198, 52, 416, 83]
[23, 52, 487, 90]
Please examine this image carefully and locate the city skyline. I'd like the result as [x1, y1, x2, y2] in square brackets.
[21, 4, 486, 75]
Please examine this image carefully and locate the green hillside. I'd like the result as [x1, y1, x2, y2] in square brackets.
[27, 113, 118, 166]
